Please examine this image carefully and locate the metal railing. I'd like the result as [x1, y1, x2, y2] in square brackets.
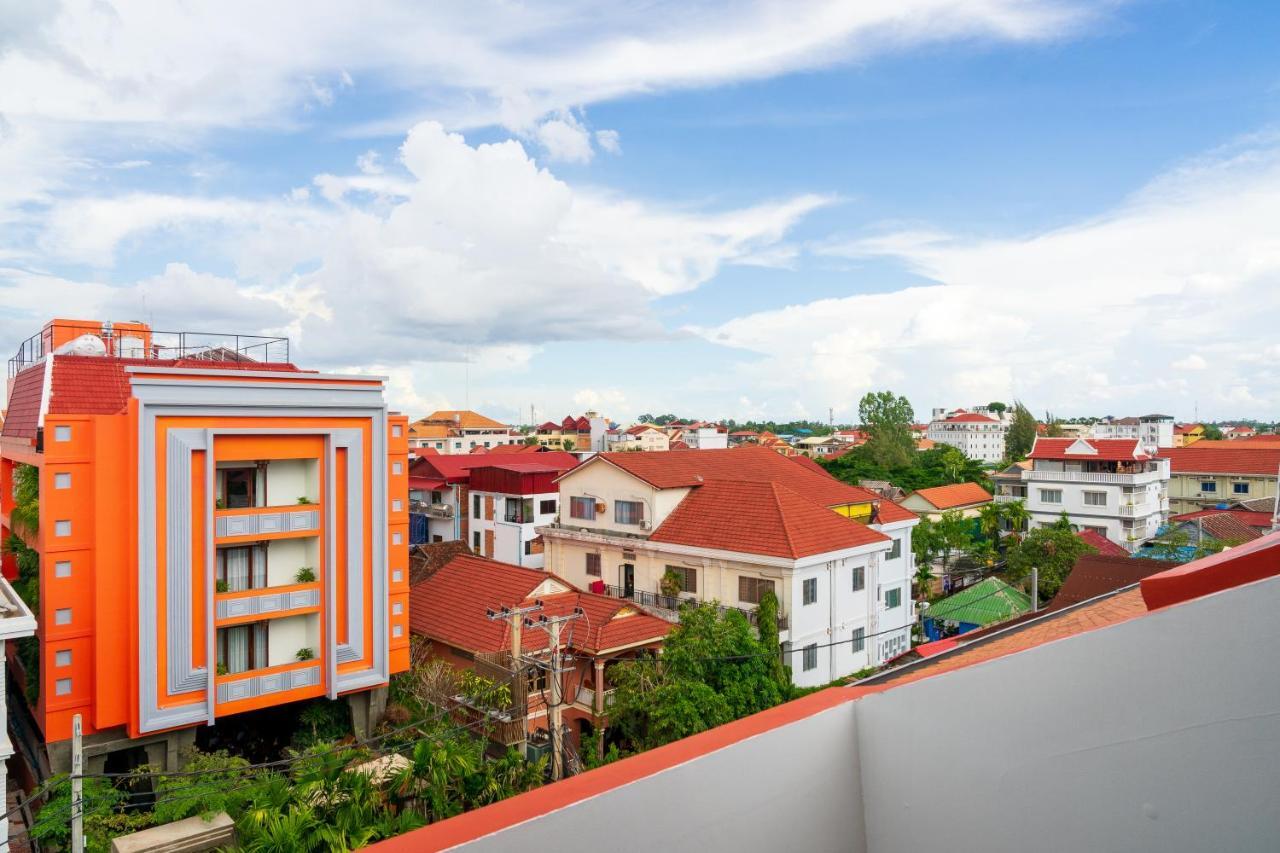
[597, 583, 788, 631]
[8, 322, 290, 377]
[1024, 469, 1163, 485]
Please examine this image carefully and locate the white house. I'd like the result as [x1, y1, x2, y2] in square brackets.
[467, 461, 570, 568]
[1011, 437, 1170, 552]
[1090, 414, 1174, 452]
[926, 409, 1010, 463]
[0, 575, 36, 842]
[607, 424, 671, 453]
[681, 427, 729, 450]
[408, 410, 520, 454]
[538, 447, 919, 687]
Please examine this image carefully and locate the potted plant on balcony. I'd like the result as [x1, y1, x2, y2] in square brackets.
[296, 647, 315, 662]
[216, 663, 228, 676]
[295, 566, 316, 583]
[296, 496, 314, 505]
[215, 579, 229, 593]
[659, 568, 683, 603]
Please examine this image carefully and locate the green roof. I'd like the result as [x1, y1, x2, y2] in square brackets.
[924, 577, 1031, 626]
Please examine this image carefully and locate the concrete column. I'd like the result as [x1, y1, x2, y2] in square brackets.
[347, 686, 389, 739]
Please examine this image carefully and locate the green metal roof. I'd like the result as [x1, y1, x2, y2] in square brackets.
[924, 577, 1031, 626]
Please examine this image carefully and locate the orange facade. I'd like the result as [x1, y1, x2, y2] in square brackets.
[0, 320, 409, 744]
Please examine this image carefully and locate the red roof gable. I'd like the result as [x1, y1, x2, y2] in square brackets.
[909, 482, 992, 510]
[1158, 445, 1280, 475]
[0, 364, 45, 439]
[1029, 437, 1150, 462]
[409, 555, 671, 655]
[649, 479, 889, 559]
[1076, 529, 1129, 557]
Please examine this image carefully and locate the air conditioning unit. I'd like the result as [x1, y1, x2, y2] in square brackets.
[639, 520, 651, 530]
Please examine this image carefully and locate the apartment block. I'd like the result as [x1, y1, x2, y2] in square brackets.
[0, 319, 409, 772]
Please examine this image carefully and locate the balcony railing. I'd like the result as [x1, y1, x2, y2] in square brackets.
[1025, 469, 1163, 485]
[410, 500, 454, 519]
[597, 584, 788, 631]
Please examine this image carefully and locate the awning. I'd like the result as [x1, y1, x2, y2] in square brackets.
[409, 476, 447, 491]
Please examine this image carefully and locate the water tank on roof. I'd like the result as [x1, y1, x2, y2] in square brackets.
[116, 335, 146, 358]
[53, 334, 107, 357]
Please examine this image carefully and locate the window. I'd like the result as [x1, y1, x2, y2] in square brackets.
[1234, 482, 1250, 495]
[54, 472, 71, 489]
[540, 499, 557, 515]
[392, 461, 402, 475]
[1085, 525, 1107, 535]
[472, 531, 481, 553]
[1083, 491, 1107, 507]
[586, 553, 602, 577]
[431, 490, 443, 504]
[1200, 481, 1217, 493]
[524, 540, 533, 556]
[665, 565, 697, 594]
[851, 565, 865, 592]
[505, 498, 534, 523]
[738, 576, 775, 605]
[55, 649, 73, 667]
[54, 425, 71, 442]
[884, 587, 902, 609]
[217, 622, 268, 674]
[614, 500, 644, 525]
[802, 577, 818, 605]
[570, 496, 596, 520]
[219, 467, 257, 509]
[886, 538, 902, 560]
[802, 644, 818, 672]
[1039, 489, 1063, 504]
[851, 628, 866, 653]
[473, 493, 481, 518]
[216, 545, 267, 592]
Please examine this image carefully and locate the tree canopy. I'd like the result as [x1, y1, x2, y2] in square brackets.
[858, 391, 916, 469]
[1003, 517, 1096, 600]
[1005, 401, 1038, 460]
[821, 443, 990, 493]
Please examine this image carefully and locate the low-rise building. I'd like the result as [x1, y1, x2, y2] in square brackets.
[1020, 437, 1170, 552]
[679, 425, 728, 450]
[607, 424, 670, 453]
[408, 410, 519, 454]
[1173, 423, 1204, 446]
[539, 447, 919, 686]
[901, 482, 993, 521]
[1157, 443, 1280, 514]
[534, 413, 611, 452]
[468, 460, 577, 568]
[1220, 425, 1258, 440]
[1090, 414, 1174, 452]
[926, 409, 1009, 463]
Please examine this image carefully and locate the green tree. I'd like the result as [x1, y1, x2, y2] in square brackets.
[911, 517, 941, 569]
[523, 434, 540, 446]
[986, 402, 1007, 416]
[858, 390, 915, 470]
[561, 438, 576, 452]
[1002, 499, 1030, 537]
[1044, 412, 1065, 437]
[934, 509, 973, 574]
[1006, 401, 1038, 460]
[9, 463, 39, 536]
[608, 601, 787, 752]
[1203, 424, 1224, 440]
[1004, 524, 1096, 600]
[975, 503, 1004, 543]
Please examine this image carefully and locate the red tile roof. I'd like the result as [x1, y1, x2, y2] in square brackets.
[649, 480, 889, 559]
[1029, 437, 1150, 461]
[1171, 508, 1275, 530]
[1075, 529, 1129, 557]
[908, 482, 992, 510]
[943, 412, 999, 423]
[412, 451, 578, 483]
[0, 364, 45, 439]
[1173, 512, 1263, 543]
[409, 555, 671, 655]
[1158, 445, 1280, 475]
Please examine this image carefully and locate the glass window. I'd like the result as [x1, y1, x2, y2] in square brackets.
[738, 576, 775, 605]
[885, 587, 902, 609]
[504, 498, 535, 523]
[570, 496, 596, 520]
[473, 493, 481, 517]
[586, 553, 602, 577]
[1233, 482, 1249, 495]
[851, 565, 865, 592]
[1200, 481, 1217, 493]
[851, 628, 866, 653]
[802, 644, 818, 672]
[217, 622, 268, 674]
[615, 500, 644, 525]
[887, 539, 902, 560]
[665, 565, 697, 593]
[540, 499, 557, 514]
[1083, 491, 1107, 506]
[216, 545, 266, 592]
[1039, 489, 1063, 504]
[472, 531, 481, 553]
[802, 577, 818, 605]
[219, 467, 257, 509]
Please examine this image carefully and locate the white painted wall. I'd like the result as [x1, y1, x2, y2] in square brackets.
[267, 612, 318, 667]
[265, 537, 318, 587]
[266, 459, 318, 505]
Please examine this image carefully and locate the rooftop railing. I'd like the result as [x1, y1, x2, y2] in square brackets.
[8, 323, 290, 377]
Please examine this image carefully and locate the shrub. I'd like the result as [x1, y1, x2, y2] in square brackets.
[295, 566, 316, 584]
[296, 647, 315, 661]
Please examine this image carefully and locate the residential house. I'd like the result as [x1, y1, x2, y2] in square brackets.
[1090, 414, 1174, 452]
[1018, 437, 1170, 552]
[1170, 507, 1276, 534]
[539, 447, 919, 687]
[901, 482, 993, 521]
[407, 450, 578, 546]
[408, 555, 671, 757]
[926, 409, 1009, 463]
[1221, 425, 1258, 440]
[1173, 423, 1204, 446]
[1161, 512, 1263, 550]
[795, 434, 850, 458]
[727, 430, 759, 446]
[858, 480, 907, 503]
[467, 460, 577, 568]
[680, 423, 728, 450]
[374, 534, 1280, 853]
[0, 318, 408, 773]
[607, 424, 670, 453]
[1157, 443, 1280, 514]
[991, 460, 1031, 516]
[535, 413, 610, 452]
[920, 576, 1030, 641]
[408, 410, 519, 454]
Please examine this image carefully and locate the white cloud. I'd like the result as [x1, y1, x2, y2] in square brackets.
[1172, 353, 1207, 371]
[595, 129, 621, 155]
[534, 113, 595, 163]
[695, 135, 1280, 418]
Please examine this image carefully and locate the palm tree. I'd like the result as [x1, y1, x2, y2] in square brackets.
[1002, 500, 1030, 536]
[976, 503, 1003, 542]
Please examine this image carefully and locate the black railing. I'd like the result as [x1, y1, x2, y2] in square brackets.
[598, 583, 788, 630]
[8, 322, 290, 377]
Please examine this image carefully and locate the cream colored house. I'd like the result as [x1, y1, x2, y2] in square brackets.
[538, 447, 921, 686]
[608, 424, 671, 452]
[900, 482, 993, 522]
[1159, 444, 1280, 514]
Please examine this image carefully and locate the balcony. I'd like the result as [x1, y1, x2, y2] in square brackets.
[597, 584, 788, 631]
[411, 500, 454, 519]
[994, 493, 1026, 503]
[215, 582, 322, 623]
[575, 685, 616, 711]
[214, 505, 320, 540]
[1117, 502, 1156, 518]
[1024, 469, 1163, 486]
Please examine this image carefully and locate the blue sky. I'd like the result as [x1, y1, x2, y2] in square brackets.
[1, 0, 1278, 425]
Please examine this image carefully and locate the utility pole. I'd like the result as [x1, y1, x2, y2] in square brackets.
[523, 609, 582, 781]
[486, 603, 544, 758]
[71, 713, 84, 853]
[1030, 567, 1039, 614]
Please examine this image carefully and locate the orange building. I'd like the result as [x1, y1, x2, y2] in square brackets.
[0, 319, 409, 772]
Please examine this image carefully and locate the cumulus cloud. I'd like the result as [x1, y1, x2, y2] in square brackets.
[1172, 353, 1207, 371]
[534, 113, 596, 163]
[695, 135, 1280, 418]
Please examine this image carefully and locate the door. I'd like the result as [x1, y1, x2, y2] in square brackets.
[622, 563, 634, 598]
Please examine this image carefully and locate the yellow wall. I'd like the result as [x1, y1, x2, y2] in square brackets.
[1167, 472, 1275, 513]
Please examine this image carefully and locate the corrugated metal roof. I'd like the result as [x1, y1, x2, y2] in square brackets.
[925, 577, 1031, 626]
